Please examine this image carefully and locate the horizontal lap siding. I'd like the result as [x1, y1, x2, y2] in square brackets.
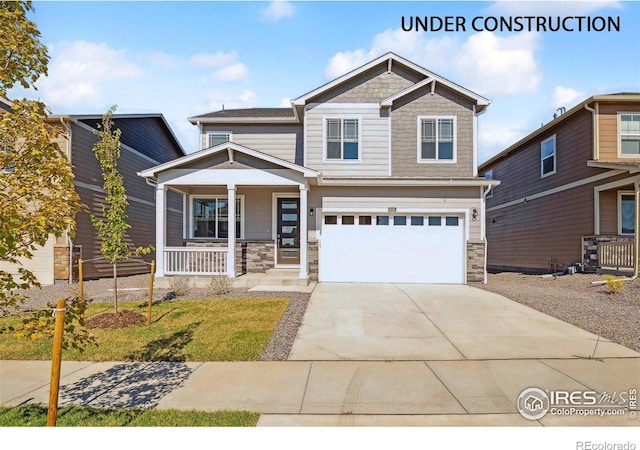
[486, 186, 595, 270]
[598, 103, 640, 161]
[80, 117, 183, 163]
[71, 122, 166, 279]
[201, 124, 302, 164]
[166, 190, 183, 247]
[482, 109, 604, 270]
[305, 106, 389, 176]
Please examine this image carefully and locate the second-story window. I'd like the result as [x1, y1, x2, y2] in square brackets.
[207, 132, 231, 148]
[326, 118, 359, 160]
[620, 113, 640, 156]
[541, 135, 556, 177]
[418, 116, 456, 162]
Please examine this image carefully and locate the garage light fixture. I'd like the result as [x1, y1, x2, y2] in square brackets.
[472, 208, 478, 221]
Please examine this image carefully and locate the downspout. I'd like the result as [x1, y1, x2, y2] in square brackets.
[61, 117, 74, 284]
[481, 184, 492, 284]
[583, 102, 599, 160]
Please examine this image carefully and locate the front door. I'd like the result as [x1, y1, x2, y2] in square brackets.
[276, 198, 300, 265]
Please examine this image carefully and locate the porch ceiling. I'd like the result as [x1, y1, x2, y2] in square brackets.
[588, 160, 640, 174]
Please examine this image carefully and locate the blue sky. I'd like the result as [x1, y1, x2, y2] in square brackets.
[10, 0, 640, 163]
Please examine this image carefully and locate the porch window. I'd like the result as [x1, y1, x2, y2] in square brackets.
[541, 135, 556, 177]
[325, 118, 359, 160]
[619, 192, 636, 235]
[620, 114, 640, 156]
[207, 132, 231, 148]
[418, 116, 456, 161]
[192, 197, 241, 239]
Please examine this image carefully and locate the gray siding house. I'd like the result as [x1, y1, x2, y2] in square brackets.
[139, 53, 498, 284]
[0, 97, 185, 284]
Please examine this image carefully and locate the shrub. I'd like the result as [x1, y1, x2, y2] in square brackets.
[603, 275, 625, 294]
[169, 276, 190, 297]
[209, 276, 232, 295]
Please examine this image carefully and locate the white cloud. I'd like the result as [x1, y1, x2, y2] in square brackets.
[261, 1, 294, 22]
[324, 29, 541, 96]
[37, 41, 143, 107]
[479, 123, 529, 163]
[190, 51, 238, 68]
[485, 0, 623, 16]
[551, 86, 586, 109]
[279, 97, 292, 107]
[146, 52, 181, 68]
[211, 63, 249, 82]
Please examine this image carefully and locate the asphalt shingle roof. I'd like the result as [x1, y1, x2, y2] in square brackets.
[191, 108, 295, 119]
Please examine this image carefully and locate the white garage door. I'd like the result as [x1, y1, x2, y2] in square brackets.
[319, 213, 465, 284]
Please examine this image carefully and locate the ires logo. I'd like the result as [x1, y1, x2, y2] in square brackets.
[517, 388, 637, 420]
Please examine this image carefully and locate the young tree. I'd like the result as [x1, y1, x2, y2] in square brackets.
[91, 106, 131, 314]
[0, 1, 82, 315]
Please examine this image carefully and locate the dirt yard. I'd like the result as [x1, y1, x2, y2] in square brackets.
[478, 272, 640, 353]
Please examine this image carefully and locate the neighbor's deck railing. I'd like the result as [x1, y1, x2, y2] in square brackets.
[164, 247, 227, 275]
[598, 241, 635, 269]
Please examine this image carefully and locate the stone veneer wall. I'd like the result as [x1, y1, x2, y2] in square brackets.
[308, 241, 318, 281]
[582, 235, 634, 272]
[54, 246, 70, 282]
[467, 240, 485, 283]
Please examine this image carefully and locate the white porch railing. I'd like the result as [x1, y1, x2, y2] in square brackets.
[164, 247, 228, 275]
[598, 241, 635, 269]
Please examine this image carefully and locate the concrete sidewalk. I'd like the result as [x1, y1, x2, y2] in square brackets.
[1, 284, 639, 426]
[1, 358, 638, 426]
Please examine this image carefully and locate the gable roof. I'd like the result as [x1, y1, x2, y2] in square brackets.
[293, 52, 491, 112]
[138, 141, 319, 180]
[479, 93, 640, 171]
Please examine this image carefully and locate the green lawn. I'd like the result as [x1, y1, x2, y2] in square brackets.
[0, 405, 259, 426]
[0, 297, 289, 361]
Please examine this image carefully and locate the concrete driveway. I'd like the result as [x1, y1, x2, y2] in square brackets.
[288, 283, 638, 361]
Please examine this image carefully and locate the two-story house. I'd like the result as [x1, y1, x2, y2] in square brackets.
[0, 96, 185, 284]
[479, 93, 640, 274]
[139, 53, 497, 285]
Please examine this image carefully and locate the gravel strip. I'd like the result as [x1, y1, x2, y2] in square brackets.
[12, 274, 310, 361]
[477, 272, 640, 352]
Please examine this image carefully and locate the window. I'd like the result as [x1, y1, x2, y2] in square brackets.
[484, 170, 493, 198]
[393, 216, 407, 226]
[620, 114, 640, 156]
[207, 132, 231, 148]
[376, 215, 389, 225]
[418, 117, 456, 161]
[541, 135, 556, 177]
[358, 216, 372, 225]
[411, 216, 424, 226]
[326, 118, 359, 160]
[428, 216, 442, 226]
[324, 215, 338, 225]
[619, 192, 636, 235]
[192, 197, 241, 239]
[342, 215, 355, 225]
[445, 216, 459, 226]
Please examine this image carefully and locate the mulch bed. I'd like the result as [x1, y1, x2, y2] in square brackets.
[86, 310, 147, 329]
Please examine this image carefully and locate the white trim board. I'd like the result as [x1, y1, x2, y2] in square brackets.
[486, 170, 626, 213]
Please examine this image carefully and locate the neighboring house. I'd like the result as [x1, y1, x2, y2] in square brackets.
[139, 53, 497, 285]
[0, 96, 185, 284]
[479, 93, 640, 273]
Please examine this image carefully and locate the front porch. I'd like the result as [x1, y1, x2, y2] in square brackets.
[138, 142, 319, 286]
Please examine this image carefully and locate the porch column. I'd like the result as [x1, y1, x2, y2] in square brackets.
[227, 184, 236, 278]
[299, 184, 308, 280]
[155, 185, 166, 277]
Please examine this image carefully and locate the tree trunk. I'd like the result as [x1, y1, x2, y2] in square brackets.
[113, 261, 118, 314]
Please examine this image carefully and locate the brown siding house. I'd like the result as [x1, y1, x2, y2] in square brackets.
[479, 93, 640, 273]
